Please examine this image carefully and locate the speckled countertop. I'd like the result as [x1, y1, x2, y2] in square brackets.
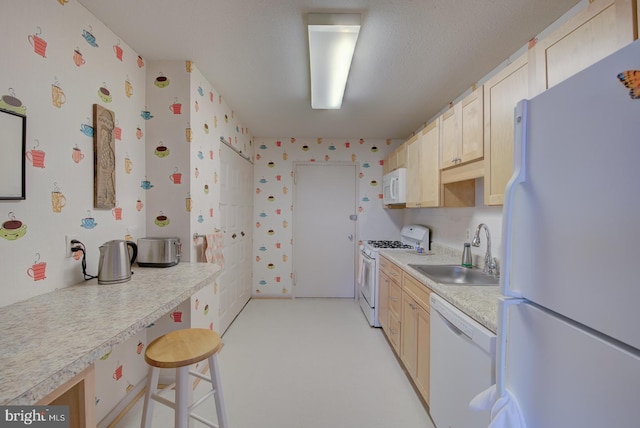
[379, 244, 500, 333]
[0, 262, 221, 405]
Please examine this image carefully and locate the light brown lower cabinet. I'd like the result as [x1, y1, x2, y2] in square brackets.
[378, 270, 390, 332]
[387, 280, 402, 354]
[380, 256, 403, 354]
[400, 273, 432, 406]
[379, 258, 432, 405]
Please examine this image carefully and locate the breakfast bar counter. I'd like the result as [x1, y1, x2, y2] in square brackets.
[0, 262, 221, 406]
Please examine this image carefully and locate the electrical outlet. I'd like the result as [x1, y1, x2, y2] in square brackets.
[66, 235, 78, 258]
[465, 228, 470, 241]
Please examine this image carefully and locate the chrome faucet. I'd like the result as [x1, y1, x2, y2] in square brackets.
[471, 223, 498, 276]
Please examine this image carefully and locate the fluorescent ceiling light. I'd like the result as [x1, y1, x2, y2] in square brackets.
[308, 13, 361, 109]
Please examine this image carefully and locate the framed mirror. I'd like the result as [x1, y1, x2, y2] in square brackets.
[0, 108, 26, 200]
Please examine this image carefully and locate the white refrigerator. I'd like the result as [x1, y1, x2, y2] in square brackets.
[476, 40, 640, 427]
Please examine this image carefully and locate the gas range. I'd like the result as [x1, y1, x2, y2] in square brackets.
[361, 225, 430, 258]
[359, 225, 430, 327]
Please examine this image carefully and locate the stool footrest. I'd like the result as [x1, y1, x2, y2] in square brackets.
[190, 411, 219, 428]
[150, 392, 177, 410]
[190, 389, 216, 412]
[190, 369, 212, 382]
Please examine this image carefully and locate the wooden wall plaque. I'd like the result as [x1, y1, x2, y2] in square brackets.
[93, 104, 116, 209]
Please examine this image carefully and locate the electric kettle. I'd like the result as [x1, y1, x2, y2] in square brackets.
[98, 240, 138, 284]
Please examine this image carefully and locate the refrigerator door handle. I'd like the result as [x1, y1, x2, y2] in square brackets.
[500, 99, 529, 298]
[496, 297, 526, 399]
[471, 297, 526, 427]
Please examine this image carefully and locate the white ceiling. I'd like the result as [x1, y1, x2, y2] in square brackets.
[79, 0, 579, 140]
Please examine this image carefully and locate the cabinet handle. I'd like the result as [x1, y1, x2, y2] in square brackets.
[409, 302, 417, 310]
[390, 296, 398, 302]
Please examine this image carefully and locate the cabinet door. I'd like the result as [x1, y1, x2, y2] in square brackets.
[415, 306, 430, 405]
[483, 52, 529, 206]
[419, 118, 441, 207]
[460, 88, 484, 164]
[533, 0, 636, 93]
[389, 279, 402, 319]
[388, 311, 401, 354]
[378, 271, 390, 332]
[400, 291, 418, 377]
[405, 134, 422, 207]
[440, 106, 459, 169]
[396, 143, 407, 169]
[383, 154, 392, 175]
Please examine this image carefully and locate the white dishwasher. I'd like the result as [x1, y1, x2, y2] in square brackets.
[429, 294, 496, 428]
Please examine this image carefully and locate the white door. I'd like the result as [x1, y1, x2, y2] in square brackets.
[218, 144, 253, 333]
[293, 163, 357, 298]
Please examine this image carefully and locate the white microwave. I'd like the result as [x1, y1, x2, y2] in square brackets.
[382, 168, 407, 205]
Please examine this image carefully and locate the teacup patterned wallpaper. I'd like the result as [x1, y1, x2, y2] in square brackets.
[252, 138, 404, 297]
[0, 2, 147, 423]
[0, 1, 147, 305]
[144, 60, 253, 263]
[1, 2, 253, 425]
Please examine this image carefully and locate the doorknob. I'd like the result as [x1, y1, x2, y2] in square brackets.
[348, 234, 353, 241]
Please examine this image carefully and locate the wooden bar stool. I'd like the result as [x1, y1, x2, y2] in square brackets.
[141, 328, 228, 428]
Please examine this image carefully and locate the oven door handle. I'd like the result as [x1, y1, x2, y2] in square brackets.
[358, 250, 375, 288]
[360, 251, 375, 262]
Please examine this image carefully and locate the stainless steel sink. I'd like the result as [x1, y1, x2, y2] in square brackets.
[408, 264, 499, 286]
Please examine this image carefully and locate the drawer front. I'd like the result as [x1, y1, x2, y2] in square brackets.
[380, 256, 402, 283]
[402, 272, 431, 310]
[389, 280, 402, 317]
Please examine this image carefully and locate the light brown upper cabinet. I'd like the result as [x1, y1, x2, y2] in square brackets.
[405, 118, 441, 208]
[531, 0, 637, 95]
[440, 87, 484, 169]
[405, 133, 422, 207]
[483, 52, 529, 206]
[383, 143, 407, 175]
[418, 118, 441, 207]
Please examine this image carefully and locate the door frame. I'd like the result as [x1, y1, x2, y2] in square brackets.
[291, 161, 360, 299]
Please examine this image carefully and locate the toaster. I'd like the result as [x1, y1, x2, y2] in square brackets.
[136, 237, 181, 267]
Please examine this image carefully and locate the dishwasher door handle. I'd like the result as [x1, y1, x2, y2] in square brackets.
[435, 309, 471, 340]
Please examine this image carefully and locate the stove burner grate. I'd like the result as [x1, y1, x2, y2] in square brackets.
[367, 240, 414, 249]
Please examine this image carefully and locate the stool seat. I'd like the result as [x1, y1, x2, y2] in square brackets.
[145, 328, 222, 368]
[141, 328, 228, 428]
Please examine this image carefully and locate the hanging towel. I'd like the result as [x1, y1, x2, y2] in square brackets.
[196, 235, 207, 263]
[205, 232, 225, 269]
[470, 385, 527, 428]
[357, 252, 365, 285]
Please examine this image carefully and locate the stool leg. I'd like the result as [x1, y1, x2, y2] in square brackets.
[208, 354, 228, 428]
[141, 367, 159, 428]
[175, 365, 190, 428]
